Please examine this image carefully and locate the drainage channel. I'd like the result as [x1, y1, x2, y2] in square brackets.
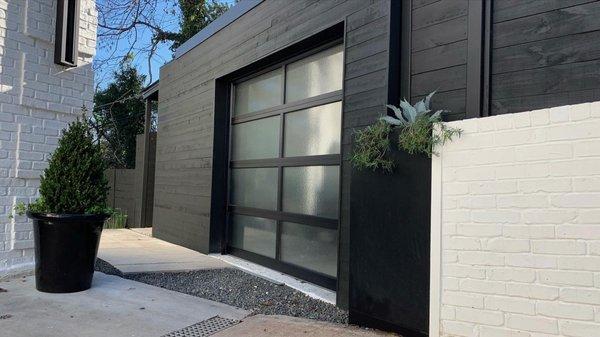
[161, 316, 240, 337]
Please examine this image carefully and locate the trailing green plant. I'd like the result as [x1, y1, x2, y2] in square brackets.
[14, 111, 111, 216]
[351, 91, 462, 172]
[104, 209, 128, 229]
[351, 120, 394, 172]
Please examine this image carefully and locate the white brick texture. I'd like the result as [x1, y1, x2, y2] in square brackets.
[433, 102, 600, 337]
[0, 0, 97, 277]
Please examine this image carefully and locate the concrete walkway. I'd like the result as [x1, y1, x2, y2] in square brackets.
[89, 229, 395, 336]
[0, 273, 394, 336]
[98, 229, 229, 273]
[0, 272, 248, 337]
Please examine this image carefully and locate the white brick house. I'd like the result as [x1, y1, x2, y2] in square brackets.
[0, 0, 97, 277]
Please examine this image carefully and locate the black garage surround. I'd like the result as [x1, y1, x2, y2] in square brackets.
[211, 25, 347, 291]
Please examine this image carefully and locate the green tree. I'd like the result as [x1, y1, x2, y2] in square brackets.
[97, 0, 231, 82]
[92, 61, 146, 168]
[178, 0, 230, 45]
[158, 0, 230, 52]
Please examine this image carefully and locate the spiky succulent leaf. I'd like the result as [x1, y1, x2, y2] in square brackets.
[399, 99, 417, 122]
[380, 115, 405, 126]
[424, 90, 436, 110]
[430, 110, 443, 121]
[414, 99, 427, 114]
[386, 104, 406, 122]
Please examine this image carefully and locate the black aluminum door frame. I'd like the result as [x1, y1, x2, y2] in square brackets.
[224, 42, 344, 290]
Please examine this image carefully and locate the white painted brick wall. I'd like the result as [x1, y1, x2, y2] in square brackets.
[432, 102, 600, 337]
[0, 0, 97, 277]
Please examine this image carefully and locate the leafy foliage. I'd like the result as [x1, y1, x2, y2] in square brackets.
[19, 114, 110, 215]
[104, 209, 128, 229]
[351, 92, 462, 172]
[351, 121, 394, 172]
[169, 0, 230, 52]
[397, 114, 462, 157]
[92, 61, 146, 168]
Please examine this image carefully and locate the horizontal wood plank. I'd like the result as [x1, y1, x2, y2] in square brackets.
[493, 0, 595, 23]
[492, 58, 600, 99]
[493, 1, 600, 48]
[492, 29, 600, 74]
[412, 0, 441, 10]
[412, 88, 466, 118]
[412, 16, 467, 52]
[491, 87, 600, 114]
[411, 65, 467, 96]
[412, 39, 467, 74]
[412, 0, 468, 30]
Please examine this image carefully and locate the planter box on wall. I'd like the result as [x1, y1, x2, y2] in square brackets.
[349, 144, 431, 337]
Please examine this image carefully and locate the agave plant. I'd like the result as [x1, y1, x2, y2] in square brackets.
[380, 91, 445, 126]
[351, 91, 462, 170]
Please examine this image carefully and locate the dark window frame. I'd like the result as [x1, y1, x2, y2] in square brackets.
[55, 0, 80, 67]
[226, 40, 344, 289]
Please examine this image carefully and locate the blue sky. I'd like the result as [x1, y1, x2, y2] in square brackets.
[94, 0, 235, 89]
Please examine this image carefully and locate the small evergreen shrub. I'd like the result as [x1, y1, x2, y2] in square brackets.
[16, 114, 110, 215]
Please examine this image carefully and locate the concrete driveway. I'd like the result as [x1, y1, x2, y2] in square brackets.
[0, 272, 248, 337]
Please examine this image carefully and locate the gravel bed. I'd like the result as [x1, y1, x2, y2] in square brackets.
[95, 259, 347, 324]
[94, 258, 123, 277]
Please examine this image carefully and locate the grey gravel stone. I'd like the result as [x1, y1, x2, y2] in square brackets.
[94, 258, 122, 277]
[95, 259, 348, 324]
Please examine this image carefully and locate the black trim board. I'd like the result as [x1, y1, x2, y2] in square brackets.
[466, 0, 484, 118]
[229, 206, 338, 230]
[209, 22, 345, 254]
[466, 0, 492, 118]
[209, 79, 232, 253]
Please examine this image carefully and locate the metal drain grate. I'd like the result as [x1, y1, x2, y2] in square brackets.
[161, 316, 240, 337]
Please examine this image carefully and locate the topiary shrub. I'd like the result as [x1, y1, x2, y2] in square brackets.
[16, 114, 110, 215]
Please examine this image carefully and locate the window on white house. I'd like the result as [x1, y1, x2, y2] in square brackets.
[55, 0, 80, 67]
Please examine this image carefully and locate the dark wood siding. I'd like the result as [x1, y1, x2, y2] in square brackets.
[405, 0, 600, 118]
[156, 0, 391, 310]
[410, 0, 469, 121]
[490, 0, 600, 114]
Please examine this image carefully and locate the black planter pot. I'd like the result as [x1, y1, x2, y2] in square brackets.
[27, 212, 109, 293]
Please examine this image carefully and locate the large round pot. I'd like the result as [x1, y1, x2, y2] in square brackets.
[27, 212, 109, 293]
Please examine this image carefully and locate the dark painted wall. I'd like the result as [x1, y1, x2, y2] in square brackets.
[155, 0, 393, 310]
[490, 0, 600, 114]
[349, 146, 431, 337]
[405, 0, 600, 119]
[410, 0, 469, 121]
